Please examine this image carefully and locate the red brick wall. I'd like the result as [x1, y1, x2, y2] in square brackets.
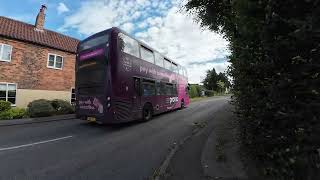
[0, 37, 75, 91]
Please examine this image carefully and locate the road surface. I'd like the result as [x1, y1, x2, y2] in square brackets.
[0, 97, 229, 180]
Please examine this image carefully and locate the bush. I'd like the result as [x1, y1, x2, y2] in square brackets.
[0, 100, 11, 112]
[50, 99, 74, 115]
[27, 99, 55, 118]
[189, 85, 199, 98]
[189, 84, 205, 98]
[0, 108, 27, 120]
[205, 90, 215, 97]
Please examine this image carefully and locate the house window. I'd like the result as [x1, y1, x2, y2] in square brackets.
[0, 83, 17, 105]
[71, 88, 76, 105]
[47, 54, 63, 69]
[0, 43, 13, 62]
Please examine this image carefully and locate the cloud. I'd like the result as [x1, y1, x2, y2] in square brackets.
[57, 2, 69, 15]
[10, 14, 34, 24]
[121, 22, 134, 33]
[188, 57, 228, 65]
[188, 61, 231, 83]
[60, 0, 230, 83]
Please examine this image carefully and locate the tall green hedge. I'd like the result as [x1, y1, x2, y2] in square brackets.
[185, 0, 320, 179]
[189, 84, 201, 98]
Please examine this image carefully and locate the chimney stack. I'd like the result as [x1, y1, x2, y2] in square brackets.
[35, 4, 47, 31]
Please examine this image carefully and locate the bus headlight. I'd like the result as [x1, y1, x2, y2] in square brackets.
[107, 97, 111, 101]
[107, 103, 111, 108]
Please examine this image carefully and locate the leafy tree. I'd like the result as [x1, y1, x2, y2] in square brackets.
[203, 68, 218, 91]
[217, 80, 225, 93]
[185, 0, 320, 179]
[203, 68, 231, 92]
[217, 72, 231, 88]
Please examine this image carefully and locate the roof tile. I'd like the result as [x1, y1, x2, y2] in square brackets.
[0, 16, 79, 53]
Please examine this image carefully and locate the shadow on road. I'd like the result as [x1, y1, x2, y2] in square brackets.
[76, 108, 184, 131]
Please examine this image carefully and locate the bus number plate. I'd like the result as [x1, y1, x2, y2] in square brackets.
[87, 117, 96, 122]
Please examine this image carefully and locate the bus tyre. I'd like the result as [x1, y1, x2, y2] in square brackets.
[142, 104, 153, 121]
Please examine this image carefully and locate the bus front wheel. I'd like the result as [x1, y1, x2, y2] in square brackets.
[142, 104, 153, 121]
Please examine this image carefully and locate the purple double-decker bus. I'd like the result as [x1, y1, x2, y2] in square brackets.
[75, 27, 190, 124]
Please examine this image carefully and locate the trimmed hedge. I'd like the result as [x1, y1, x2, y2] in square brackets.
[27, 99, 55, 118]
[0, 100, 11, 112]
[50, 99, 74, 115]
[27, 99, 74, 118]
[0, 99, 74, 119]
[0, 108, 27, 120]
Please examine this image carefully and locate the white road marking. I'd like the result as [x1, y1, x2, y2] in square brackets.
[0, 135, 73, 151]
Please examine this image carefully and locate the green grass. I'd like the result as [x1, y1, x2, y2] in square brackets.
[190, 96, 210, 103]
[190, 94, 231, 103]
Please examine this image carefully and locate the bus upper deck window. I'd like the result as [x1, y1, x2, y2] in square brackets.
[140, 46, 155, 64]
[118, 33, 140, 58]
[155, 52, 164, 67]
[164, 58, 171, 70]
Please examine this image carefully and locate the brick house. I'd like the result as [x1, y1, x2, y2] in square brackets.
[0, 5, 79, 108]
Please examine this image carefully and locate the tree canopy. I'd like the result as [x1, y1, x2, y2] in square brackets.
[202, 68, 230, 92]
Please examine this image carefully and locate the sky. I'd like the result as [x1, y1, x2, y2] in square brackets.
[0, 0, 230, 83]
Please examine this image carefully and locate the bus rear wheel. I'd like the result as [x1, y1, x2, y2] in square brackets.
[142, 104, 153, 121]
[180, 100, 185, 109]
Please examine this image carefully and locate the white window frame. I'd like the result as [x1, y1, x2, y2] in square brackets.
[47, 53, 64, 70]
[0, 82, 17, 106]
[0, 43, 13, 62]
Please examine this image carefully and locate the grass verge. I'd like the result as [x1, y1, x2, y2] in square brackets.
[190, 94, 231, 103]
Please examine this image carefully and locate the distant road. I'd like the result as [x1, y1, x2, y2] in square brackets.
[0, 97, 230, 180]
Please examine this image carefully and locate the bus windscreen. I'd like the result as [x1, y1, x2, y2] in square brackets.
[77, 55, 105, 87]
[79, 34, 109, 51]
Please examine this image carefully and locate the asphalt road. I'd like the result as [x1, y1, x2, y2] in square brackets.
[0, 97, 230, 180]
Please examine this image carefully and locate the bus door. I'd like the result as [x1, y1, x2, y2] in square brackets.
[155, 81, 161, 114]
[133, 77, 142, 113]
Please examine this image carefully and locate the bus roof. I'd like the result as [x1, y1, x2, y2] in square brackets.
[111, 27, 182, 67]
[79, 27, 188, 73]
